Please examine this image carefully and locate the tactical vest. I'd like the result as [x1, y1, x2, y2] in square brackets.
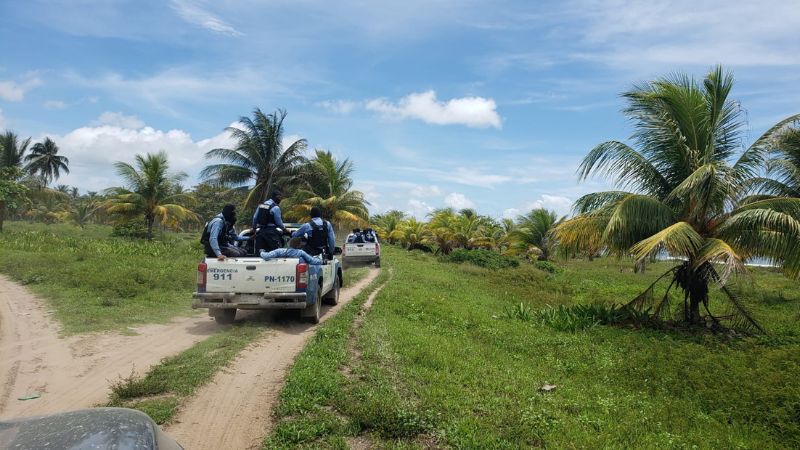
[256, 202, 277, 227]
[305, 220, 329, 256]
[201, 217, 229, 256]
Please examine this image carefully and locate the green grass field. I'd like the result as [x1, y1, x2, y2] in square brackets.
[0, 221, 201, 334]
[268, 246, 800, 449]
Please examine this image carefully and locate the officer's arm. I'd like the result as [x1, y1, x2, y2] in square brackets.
[273, 206, 286, 229]
[327, 222, 336, 254]
[291, 223, 310, 238]
[208, 219, 223, 257]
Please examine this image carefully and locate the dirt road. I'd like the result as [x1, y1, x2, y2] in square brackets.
[0, 275, 218, 419]
[166, 268, 380, 450]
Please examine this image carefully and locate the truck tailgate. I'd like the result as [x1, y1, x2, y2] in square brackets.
[205, 258, 298, 294]
[344, 242, 377, 257]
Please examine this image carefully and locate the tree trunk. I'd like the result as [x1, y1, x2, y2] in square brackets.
[634, 259, 646, 273]
[146, 215, 154, 240]
[0, 201, 5, 232]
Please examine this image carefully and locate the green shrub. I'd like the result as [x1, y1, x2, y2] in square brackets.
[111, 220, 149, 239]
[448, 248, 519, 270]
[535, 303, 649, 332]
[534, 260, 562, 274]
[503, 302, 534, 321]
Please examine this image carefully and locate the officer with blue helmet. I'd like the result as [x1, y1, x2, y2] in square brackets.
[292, 206, 336, 258]
[252, 189, 288, 252]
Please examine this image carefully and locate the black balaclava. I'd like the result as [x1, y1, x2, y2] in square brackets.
[222, 204, 236, 223]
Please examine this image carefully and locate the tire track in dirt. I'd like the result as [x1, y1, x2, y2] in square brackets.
[0, 275, 219, 419]
[166, 268, 380, 450]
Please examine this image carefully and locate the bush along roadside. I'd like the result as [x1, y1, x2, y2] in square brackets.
[107, 324, 262, 424]
[265, 265, 393, 449]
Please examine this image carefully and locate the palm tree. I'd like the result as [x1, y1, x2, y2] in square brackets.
[371, 210, 406, 243]
[752, 128, 800, 199]
[201, 108, 307, 210]
[0, 131, 31, 170]
[70, 202, 96, 228]
[24, 138, 69, 185]
[510, 208, 562, 260]
[390, 218, 432, 251]
[105, 151, 197, 239]
[283, 150, 369, 225]
[554, 66, 800, 332]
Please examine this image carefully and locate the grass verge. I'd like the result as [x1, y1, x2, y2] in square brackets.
[266, 246, 800, 449]
[0, 221, 200, 334]
[108, 323, 263, 424]
[264, 266, 392, 449]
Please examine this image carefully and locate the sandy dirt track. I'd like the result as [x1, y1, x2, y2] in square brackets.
[166, 268, 380, 450]
[0, 275, 218, 419]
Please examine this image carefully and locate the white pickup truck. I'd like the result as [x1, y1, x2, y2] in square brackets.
[342, 229, 380, 268]
[192, 229, 343, 325]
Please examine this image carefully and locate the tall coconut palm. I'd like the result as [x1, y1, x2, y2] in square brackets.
[510, 208, 562, 260]
[752, 128, 800, 199]
[24, 138, 69, 185]
[554, 66, 800, 332]
[0, 131, 31, 171]
[283, 150, 369, 225]
[105, 151, 197, 239]
[201, 108, 307, 210]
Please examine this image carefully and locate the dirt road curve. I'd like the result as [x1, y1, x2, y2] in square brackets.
[166, 268, 380, 450]
[0, 275, 217, 419]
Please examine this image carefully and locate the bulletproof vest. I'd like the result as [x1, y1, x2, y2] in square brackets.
[256, 202, 277, 227]
[305, 220, 329, 255]
[202, 217, 229, 255]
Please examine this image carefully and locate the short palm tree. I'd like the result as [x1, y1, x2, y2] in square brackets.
[105, 151, 197, 239]
[201, 108, 307, 210]
[24, 138, 69, 185]
[283, 150, 369, 225]
[510, 208, 561, 260]
[371, 210, 406, 243]
[554, 66, 800, 332]
[753, 128, 800, 199]
[390, 218, 431, 251]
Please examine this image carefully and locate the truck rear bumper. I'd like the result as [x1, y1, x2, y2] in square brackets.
[342, 255, 379, 263]
[192, 292, 308, 310]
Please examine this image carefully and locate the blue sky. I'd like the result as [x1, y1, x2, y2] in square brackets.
[1, 0, 799, 219]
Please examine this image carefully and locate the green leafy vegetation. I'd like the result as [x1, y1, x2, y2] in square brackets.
[267, 247, 800, 448]
[109, 324, 262, 424]
[447, 248, 519, 269]
[0, 221, 200, 333]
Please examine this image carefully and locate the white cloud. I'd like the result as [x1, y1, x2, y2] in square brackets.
[46, 117, 236, 192]
[318, 100, 359, 114]
[0, 108, 5, 129]
[0, 77, 42, 101]
[444, 192, 475, 210]
[169, 0, 243, 36]
[502, 208, 520, 220]
[44, 100, 67, 110]
[410, 184, 441, 198]
[406, 198, 434, 219]
[366, 90, 501, 128]
[571, 0, 800, 68]
[90, 112, 146, 129]
[403, 166, 511, 188]
[67, 67, 312, 114]
[524, 194, 573, 216]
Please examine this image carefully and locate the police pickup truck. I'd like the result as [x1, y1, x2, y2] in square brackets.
[192, 225, 343, 325]
[342, 228, 380, 268]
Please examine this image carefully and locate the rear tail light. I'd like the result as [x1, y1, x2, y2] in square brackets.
[197, 262, 207, 293]
[296, 263, 309, 291]
[376, 243, 380, 255]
